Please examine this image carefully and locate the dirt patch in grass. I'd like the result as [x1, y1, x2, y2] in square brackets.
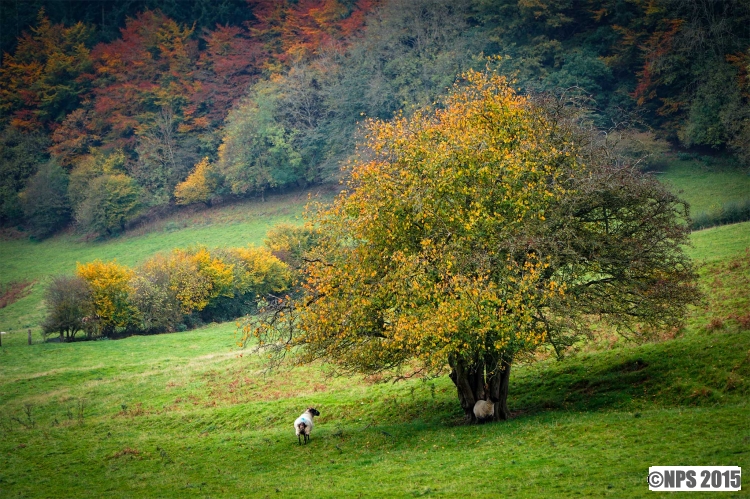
[0, 280, 34, 308]
[107, 447, 142, 459]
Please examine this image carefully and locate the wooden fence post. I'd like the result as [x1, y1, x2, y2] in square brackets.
[28, 329, 32, 345]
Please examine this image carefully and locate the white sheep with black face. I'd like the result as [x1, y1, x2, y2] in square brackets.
[294, 407, 320, 444]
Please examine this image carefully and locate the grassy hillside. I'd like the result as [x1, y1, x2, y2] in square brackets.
[659, 158, 750, 225]
[0, 189, 323, 341]
[1, 163, 749, 496]
[1, 224, 748, 498]
[688, 221, 750, 264]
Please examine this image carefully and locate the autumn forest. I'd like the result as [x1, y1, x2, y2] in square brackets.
[1, 0, 749, 239]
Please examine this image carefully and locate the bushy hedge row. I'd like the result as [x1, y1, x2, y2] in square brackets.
[43, 244, 291, 341]
[691, 198, 750, 230]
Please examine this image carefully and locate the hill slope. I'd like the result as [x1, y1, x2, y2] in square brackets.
[0, 219, 748, 497]
[0, 189, 319, 343]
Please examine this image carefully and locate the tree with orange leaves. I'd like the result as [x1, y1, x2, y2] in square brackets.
[0, 10, 94, 132]
[245, 70, 699, 422]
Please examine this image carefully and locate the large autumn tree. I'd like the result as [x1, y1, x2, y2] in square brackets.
[246, 70, 699, 422]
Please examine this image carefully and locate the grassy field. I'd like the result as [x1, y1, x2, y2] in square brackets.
[0, 238, 748, 498]
[659, 157, 750, 220]
[1, 165, 749, 498]
[688, 221, 750, 263]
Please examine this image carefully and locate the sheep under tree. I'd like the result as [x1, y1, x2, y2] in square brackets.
[244, 70, 700, 423]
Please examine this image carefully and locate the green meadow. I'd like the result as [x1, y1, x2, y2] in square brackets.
[1, 164, 749, 498]
[659, 158, 750, 218]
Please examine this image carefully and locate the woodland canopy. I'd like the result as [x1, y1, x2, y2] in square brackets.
[1, 0, 749, 237]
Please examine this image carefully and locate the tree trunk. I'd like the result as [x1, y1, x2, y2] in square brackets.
[448, 357, 480, 423]
[488, 357, 512, 421]
[448, 354, 512, 423]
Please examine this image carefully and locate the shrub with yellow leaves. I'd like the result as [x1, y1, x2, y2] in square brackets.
[50, 245, 292, 339]
[155, 247, 234, 315]
[264, 222, 323, 269]
[76, 259, 138, 335]
[174, 157, 217, 206]
[204, 246, 292, 321]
